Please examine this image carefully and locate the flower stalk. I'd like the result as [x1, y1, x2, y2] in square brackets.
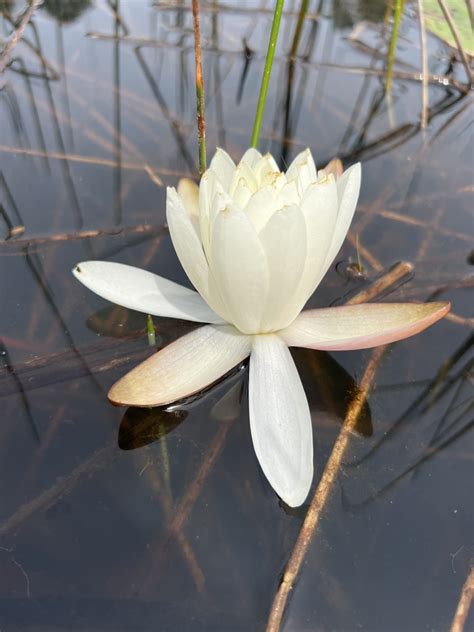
[386, 0, 405, 94]
[192, 0, 207, 174]
[250, 0, 285, 148]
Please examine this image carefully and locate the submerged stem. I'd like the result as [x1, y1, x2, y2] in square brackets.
[386, 0, 405, 94]
[250, 0, 285, 148]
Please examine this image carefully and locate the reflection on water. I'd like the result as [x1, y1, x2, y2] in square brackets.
[0, 1, 472, 630]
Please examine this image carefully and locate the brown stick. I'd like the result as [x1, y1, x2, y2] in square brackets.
[0, 144, 189, 179]
[417, 0, 429, 128]
[265, 262, 413, 631]
[450, 567, 474, 632]
[0, 444, 116, 537]
[0, 0, 43, 76]
[1, 224, 165, 252]
[266, 346, 386, 631]
[436, 0, 473, 86]
[345, 261, 414, 305]
[192, 0, 207, 174]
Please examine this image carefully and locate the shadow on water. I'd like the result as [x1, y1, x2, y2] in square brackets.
[0, 0, 472, 631]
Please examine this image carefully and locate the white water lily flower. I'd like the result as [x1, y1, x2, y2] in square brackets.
[73, 148, 450, 507]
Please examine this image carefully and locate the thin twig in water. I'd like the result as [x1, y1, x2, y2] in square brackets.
[192, 0, 207, 174]
[345, 261, 414, 304]
[0, 0, 43, 76]
[450, 566, 474, 632]
[417, 0, 429, 128]
[266, 346, 386, 631]
[265, 262, 415, 631]
[436, 0, 473, 86]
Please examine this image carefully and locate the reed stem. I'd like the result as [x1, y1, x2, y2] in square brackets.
[192, 0, 206, 173]
[250, 0, 285, 148]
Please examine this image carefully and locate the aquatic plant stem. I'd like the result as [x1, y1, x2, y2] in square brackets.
[417, 0, 429, 128]
[250, 0, 285, 148]
[192, 0, 207, 174]
[386, 0, 405, 94]
[290, 0, 309, 59]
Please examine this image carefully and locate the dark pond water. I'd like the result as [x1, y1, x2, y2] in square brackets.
[0, 1, 473, 630]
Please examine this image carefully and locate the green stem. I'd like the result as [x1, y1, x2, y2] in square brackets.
[386, 0, 405, 94]
[250, 0, 285, 148]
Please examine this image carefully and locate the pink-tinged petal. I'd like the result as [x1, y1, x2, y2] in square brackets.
[279, 302, 451, 351]
[108, 325, 251, 407]
[72, 261, 225, 324]
[249, 335, 313, 507]
[319, 157, 343, 179]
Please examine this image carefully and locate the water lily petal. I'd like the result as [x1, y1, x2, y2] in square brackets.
[259, 205, 307, 331]
[73, 261, 225, 324]
[109, 325, 251, 406]
[279, 302, 451, 351]
[209, 147, 236, 192]
[255, 152, 280, 184]
[295, 177, 339, 304]
[286, 148, 317, 194]
[166, 187, 209, 292]
[229, 161, 258, 197]
[211, 203, 269, 333]
[249, 334, 313, 507]
[240, 147, 262, 169]
[245, 186, 278, 232]
[321, 162, 361, 275]
[177, 178, 199, 219]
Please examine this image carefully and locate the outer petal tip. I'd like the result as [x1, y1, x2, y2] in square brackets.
[281, 301, 452, 352]
[108, 325, 252, 408]
[279, 472, 313, 507]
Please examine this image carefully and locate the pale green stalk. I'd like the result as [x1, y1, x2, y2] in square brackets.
[250, 0, 285, 148]
[386, 0, 405, 94]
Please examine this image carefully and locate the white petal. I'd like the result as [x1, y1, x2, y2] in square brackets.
[286, 148, 317, 194]
[259, 205, 307, 331]
[279, 302, 450, 350]
[249, 335, 313, 507]
[320, 163, 361, 276]
[166, 187, 208, 290]
[229, 161, 258, 196]
[244, 186, 278, 232]
[254, 153, 281, 188]
[73, 261, 224, 324]
[275, 180, 300, 208]
[208, 148, 236, 192]
[293, 177, 339, 306]
[167, 187, 228, 319]
[211, 203, 269, 333]
[239, 148, 262, 169]
[177, 178, 199, 219]
[109, 324, 251, 406]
